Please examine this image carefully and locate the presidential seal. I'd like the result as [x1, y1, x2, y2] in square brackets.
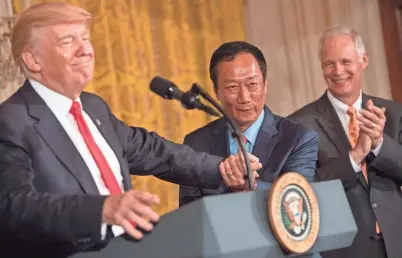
[268, 172, 320, 254]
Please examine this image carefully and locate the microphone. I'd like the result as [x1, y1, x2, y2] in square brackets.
[150, 76, 220, 117]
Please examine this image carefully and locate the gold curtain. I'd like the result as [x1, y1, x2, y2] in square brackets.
[12, 0, 245, 215]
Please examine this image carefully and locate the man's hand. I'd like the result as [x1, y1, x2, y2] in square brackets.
[219, 153, 262, 191]
[357, 99, 386, 149]
[102, 190, 160, 240]
[350, 131, 372, 165]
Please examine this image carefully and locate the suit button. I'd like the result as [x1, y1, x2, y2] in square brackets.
[372, 202, 378, 209]
[77, 237, 91, 244]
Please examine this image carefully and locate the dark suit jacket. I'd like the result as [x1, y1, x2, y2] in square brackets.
[0, 81, 224, 258]
[288, 92, 402, 258]
[179, 106, 319, 206]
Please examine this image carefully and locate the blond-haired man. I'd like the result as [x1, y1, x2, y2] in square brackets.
[289, 26, 402, 258]
[0, 3, 261, 257]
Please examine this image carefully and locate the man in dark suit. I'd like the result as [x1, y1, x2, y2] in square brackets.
[0, 3, 262, 257]
[179, 41, 319, 206]
[289, 26, 402, 258]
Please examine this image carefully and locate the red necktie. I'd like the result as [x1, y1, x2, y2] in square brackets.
[347, 106, 380, 234]
[69, 101, 122, 195]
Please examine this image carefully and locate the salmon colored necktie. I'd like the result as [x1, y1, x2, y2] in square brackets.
[347, 106, 380, 234]
[241, 135, 257, 189]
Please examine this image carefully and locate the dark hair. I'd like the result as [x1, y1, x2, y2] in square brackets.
[209, 41, 267, 89]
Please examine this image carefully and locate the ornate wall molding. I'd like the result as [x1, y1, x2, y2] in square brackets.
[0, 15, 24, 102]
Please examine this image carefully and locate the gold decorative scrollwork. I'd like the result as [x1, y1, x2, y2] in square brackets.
[0, 15, 24, 101]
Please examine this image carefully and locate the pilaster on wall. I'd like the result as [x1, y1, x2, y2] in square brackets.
[244, 0, 391, 116]
[0, 0, 26, 103]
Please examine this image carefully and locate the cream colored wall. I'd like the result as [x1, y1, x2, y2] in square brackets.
[244, 0, 391, 116]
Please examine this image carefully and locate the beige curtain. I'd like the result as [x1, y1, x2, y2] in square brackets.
[245, 0, 391, 116]
[11, 0, 246, 215]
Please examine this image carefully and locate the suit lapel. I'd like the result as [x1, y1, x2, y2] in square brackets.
[212, 107, 279, 174]
[253, 106, 279, 173]
[207, 118, 230, 192]
[80, 94, 132, 191]
[208, 118, 230, 157]
[21, 82, 99, 194]
[315, 93, 351, 156]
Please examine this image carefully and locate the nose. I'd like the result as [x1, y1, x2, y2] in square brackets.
[76, 38, 93, 56]
[333, 63, 343, 76]
[237, 86, 251, 103]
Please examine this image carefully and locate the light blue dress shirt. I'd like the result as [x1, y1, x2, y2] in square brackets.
[228, 109, 265, 155]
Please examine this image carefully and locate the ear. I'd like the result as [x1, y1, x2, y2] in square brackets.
[263, 80, 268, 95]
[361, 52, 369, 71]
[21, 51, 42, 73]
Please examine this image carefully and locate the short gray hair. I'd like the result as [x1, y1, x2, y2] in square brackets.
[318, 25, 366, 61]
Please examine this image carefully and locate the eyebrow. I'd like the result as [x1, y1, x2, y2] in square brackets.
[57, 31, 89, 41]
[58, 34, 74, 41]
[223, 79, 238, 83]
[223, 75, 259, 83]
[245, 75, 259, 80]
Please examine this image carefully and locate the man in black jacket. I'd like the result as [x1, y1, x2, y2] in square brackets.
[0, 3, 261, 257]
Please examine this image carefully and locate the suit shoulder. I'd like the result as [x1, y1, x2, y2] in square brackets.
[185, 118, 222, 140]
[80, 91, 116, 118]
[80, 91, 109, 107]
[371, 96, 402, 111]
[271, 115, 319, 154]
[288, 101, 318, 119]
[275, 115, 318, 138]
[0, 88, 35, 144]
[0, 87, 28, 122]
[287, 101, 321, 128]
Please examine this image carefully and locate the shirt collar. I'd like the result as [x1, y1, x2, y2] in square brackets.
[29, 79, 82, 117]
[229, 108, 265, 147]
[327, 90, 362, 115]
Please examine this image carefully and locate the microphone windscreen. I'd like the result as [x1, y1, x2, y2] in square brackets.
[150, 76, 182, 100]
[150, 76, 171, 98]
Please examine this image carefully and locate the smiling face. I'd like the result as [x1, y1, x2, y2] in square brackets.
[214, 53, 267, 131]
[320, 34, 368, 105]
[23, 22, 94, 99]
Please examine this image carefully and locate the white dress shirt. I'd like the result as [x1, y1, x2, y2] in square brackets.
[30, 79, 124, 238]
[327, 90, 382, 172]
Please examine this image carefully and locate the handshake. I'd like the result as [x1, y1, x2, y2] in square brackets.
[102, 152, 261, 240]
[218, 153, 262, 191]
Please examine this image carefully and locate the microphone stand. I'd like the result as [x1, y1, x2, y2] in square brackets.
[189, 83, 254, 190]
[181, 90, 220, 117]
